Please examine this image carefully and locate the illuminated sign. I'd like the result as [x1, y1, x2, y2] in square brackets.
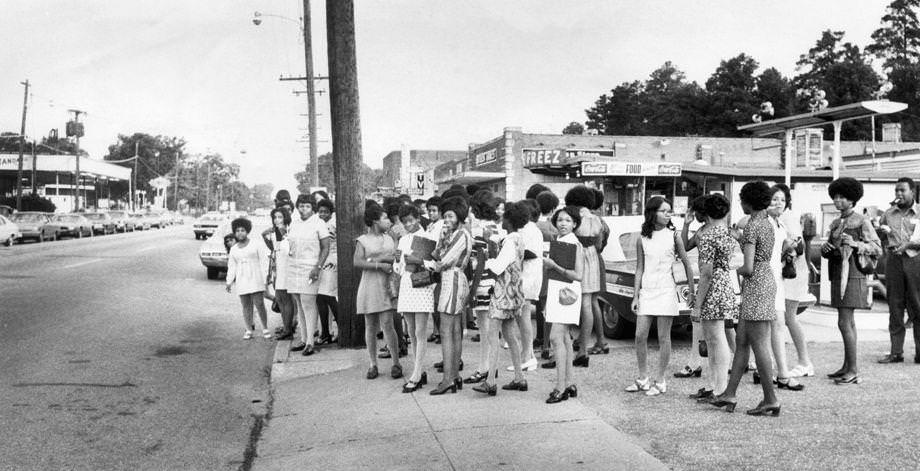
[580, 161, 682, 177]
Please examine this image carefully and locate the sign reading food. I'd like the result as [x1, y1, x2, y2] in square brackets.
[580, 161, 682, 176]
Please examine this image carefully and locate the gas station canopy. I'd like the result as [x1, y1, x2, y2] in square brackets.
[738, 100, 907, 137]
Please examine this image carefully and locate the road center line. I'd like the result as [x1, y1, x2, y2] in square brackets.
[63, 259, 103, 269]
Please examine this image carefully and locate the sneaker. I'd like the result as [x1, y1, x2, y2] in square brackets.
[243, 330, 253, 340]
[262, 329, 272, 339]
[625, 377, 650, 392]
[645, 381, 667, 396]
[788, 364, 815, 378]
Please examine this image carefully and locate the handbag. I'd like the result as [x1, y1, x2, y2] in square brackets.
[698, 340, 708, 358]
[781, 253, 797, 279]
[558, 286, 578, 306]
[411, 269, 440, 288]
[854, 217, 878, 275]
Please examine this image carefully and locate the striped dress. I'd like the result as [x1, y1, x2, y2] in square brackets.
[432, 228, 472, 315]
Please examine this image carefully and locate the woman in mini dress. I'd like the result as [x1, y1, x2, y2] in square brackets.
[625, 197, 695, 396]
[355, 203, 402, 380]
[821, 178, 881, 385]
[564, 186, 606, 368]
[268, 207, 295, 340]
[711, 181, 780, 416]
[315, 198, 338, 345]
[395, 204, 437, 393]
[225, 218, 272, 339]
[543, 206, 585, 403]
[691, 194, 736, 399]
[426, 196, 473, 395]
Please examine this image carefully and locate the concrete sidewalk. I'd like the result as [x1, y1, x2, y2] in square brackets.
[252, 339, 668, 471]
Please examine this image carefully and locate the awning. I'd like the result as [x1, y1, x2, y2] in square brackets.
[737, 100, 907, 137]
[435, 170, 504, 186]
[0, 153, 131, 181]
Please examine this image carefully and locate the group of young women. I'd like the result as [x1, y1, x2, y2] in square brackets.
[226, 177, 881, 413]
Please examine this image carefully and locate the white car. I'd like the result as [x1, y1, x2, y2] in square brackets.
[0, 215, 21, 246]
[198, 216, 270, 280]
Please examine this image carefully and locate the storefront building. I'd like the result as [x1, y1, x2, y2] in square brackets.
[0, 153, 131, 212]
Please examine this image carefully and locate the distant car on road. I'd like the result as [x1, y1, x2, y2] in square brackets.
[10, 212, 56, 242]
[146, 209, 172, 229]
[198, 216, 270, 279]
[130, 212, 151, 231]
[193, 213, 228, 240]
[84, 212, 117, 235]
[47, 214, 93, 239]
[107, 210, 135, 233]
[0, 214, 21, 246]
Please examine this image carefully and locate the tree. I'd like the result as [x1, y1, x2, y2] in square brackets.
[585, 80, 646, 135]
[754, 67, 796, 119]
[250, 183, 275, 209]
[562, 122, 584, 134]
[293, 151, 383, 197]
[103, 133, 186, 205]
[867, 0, 920, 71]
[881, 62, 920, 140]
[702, 53, 760, 136]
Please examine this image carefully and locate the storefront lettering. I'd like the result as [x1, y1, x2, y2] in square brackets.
[523, 149, 564, 167]
[580, 161, 682, 177]
[475, 149, 497, 167]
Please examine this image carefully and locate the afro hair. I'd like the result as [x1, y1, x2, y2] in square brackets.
[739, 181, 773, 211]
[536, 190, 559, 215]
[827, 177, 864, 203]
[316, 198, 335, 214]
[590, 188, 605, 211]
[703, 194, 730, 220]
[364, 203, 386, 227]
[469, 189, 498, 221]
[231, 217, 252, 234]
[398, 204, 420, 222]
[439, 195, 469, 223]
[519, 198, 540, 222]
[502, 201, 530, 232]
[564, 185, 596, 209]
[525, 183, 551, 200]
[551, 205, 582, 230]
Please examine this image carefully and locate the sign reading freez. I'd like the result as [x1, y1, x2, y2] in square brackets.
[523, 149, 565, 167]
[581, 161, 682, 177]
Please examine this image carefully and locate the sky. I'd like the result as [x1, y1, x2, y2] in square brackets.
[0, 0, 893, 195]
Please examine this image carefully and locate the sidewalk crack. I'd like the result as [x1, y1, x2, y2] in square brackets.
[412, 392, 457, 471]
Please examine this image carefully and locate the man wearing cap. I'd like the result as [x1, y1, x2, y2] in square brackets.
[877, 177, 920, 364]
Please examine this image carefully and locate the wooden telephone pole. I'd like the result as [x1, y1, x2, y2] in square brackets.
[327, 0, 365, 348]
[15, 80, 29, 210]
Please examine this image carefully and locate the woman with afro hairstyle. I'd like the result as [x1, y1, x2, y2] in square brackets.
[563, 185, 605, 367]
[711, 181, 781, 416]
[821, 177, 881, 385]
[226, 217, 272, 340]
[587, 188, 611, 355]
[473, 201, 530, 396]
[463, 189, 502, 385]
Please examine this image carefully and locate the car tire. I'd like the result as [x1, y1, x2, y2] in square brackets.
[601, 299, 635, 339]
[50, 231, 58, 242]
[206, 266, 219, 280]
[3, 236, 12, 247]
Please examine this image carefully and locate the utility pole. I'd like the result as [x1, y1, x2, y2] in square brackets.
[68, 109, 85, 212]
[15, 80, 29, 210]
[132, 142, 139, 211]
[205, 163, 212, 211]
[327, 0, 364, 348]
[174, 151, 180, 212]
[30, 141, 36, 195]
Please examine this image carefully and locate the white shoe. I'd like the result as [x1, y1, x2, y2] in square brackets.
[243, 330, 253, 340]
[788, 364, 815, 378]
[645, 381, 667, 396]
[262, 329, 272, 339]
[505, 357, 538, 372]
[625, 377, 650, 392]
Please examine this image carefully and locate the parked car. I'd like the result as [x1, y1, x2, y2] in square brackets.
[130, 212, 151, 231]
[0, 214, 21, 246]
[0, 205, 14, 218]
[193, 213, 228, 240]
[168, 211, 185, 225]
[198, 216, 270, 279]
[599, 231, 814, 339]
[10, 211, 56, 242]
[84, 212, 117, 235]
[107, 210, 135, 232]
[46, 214, 93, 239]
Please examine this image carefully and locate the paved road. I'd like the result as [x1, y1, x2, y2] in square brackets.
[0, 226, 274, 470]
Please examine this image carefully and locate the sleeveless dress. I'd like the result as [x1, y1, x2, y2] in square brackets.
[433, 228, 472, 315]
[638, 228, 679, 317]
[545, 232, 583, 325]
[576, 207, 603, 294]
[826, 212, 882, 309]
[395, 230, 436, 313]
[739, 213, 776, 321]
[318, 215, 337, 297]
[355, 233, 396, 315]
[698, 224, 738, 321]
[769, 217, 787, 312]
[485, 231, 525, 320]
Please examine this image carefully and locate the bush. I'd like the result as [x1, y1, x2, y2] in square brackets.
[0, 194, 56, 213]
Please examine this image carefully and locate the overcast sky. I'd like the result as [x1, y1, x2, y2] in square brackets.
[0, 0, 891, 194]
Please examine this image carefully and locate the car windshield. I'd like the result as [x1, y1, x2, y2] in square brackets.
[56, 215, 81, 222]
[201, 215, 225, 222]
[109, 211, 126, 217]
[13, 213, 45, 222]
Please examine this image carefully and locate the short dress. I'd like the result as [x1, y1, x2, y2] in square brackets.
[355, 233, 396, 315]
[825, 212, 882, 309]
[470, 218, 500, 312]
[226, 238, 271, 295]
[638, 228, 679, 317]
[545, 232, 583, 325]
[780, 210, 809, 301]
[697, 224, 738, 321]
[395, 230, 436, 314]
[739, 213, 776, 321]
[521, 222, 544, 301]
[274, 237, 290, 291]
[576, 207, 604, 294]
[432, 228, 472, 315]
[769, 217, 788, 312]
[317, 215, 337, 298]
[485, 231, 525, 320]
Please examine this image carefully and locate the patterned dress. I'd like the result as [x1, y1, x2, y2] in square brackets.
[576, 207, 604, 294]
[485, 231, 525, 320]
[395, 230, 436, 313]
[432, 228, 472, 315]
[355, 233, 396, 315]
[698, 224, 738, 321]
[739, 212, 776, 321]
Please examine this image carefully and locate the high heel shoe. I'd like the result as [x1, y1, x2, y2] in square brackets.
[587, 344, 609, 355]
[709, 398, 737, 413]
[429, 382, 457, 395]
[453, 378, 463, 390]
[402, 381, 422, 393]
[674, 365, 703, 378]
[501, 379, 528, 392]
[746, 403, 781, 416]
[420, 372, 428, 386]
[776, 377, 805, 391]
[834, 375, 861, 385]
[473, 381, 497, 396]
[546, 389, 569, 404]
[826, 368, 847, 379]
[688, 388, 713, 399]
[572, 355, 589, 368]
[564, 384, 578, 398]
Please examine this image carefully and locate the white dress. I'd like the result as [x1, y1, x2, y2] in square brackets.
[780, 210, 809, 301]
[521, 221, 544, 301]
[395, 230, 436, 313]
[318, 214, 337, 297]
[769, 217, 787, 311]
[638, 228, 679, 317]
[227, 238, 271, 295]
[274, 238, 290, 291]
[545, 232, 582, 325]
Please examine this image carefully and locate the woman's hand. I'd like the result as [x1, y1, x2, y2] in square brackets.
[542, 257, 558, 271]
[686, 291, 696, 309]
[309, 267, 320, 283]
[631, 297, 639, 313]
[839, 233, 855, 247]
[821, 241, 835, 254]
[225, 284, 232, 293]
[380, 263, 393, 274]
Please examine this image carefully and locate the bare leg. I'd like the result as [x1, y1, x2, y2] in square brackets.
[838, 308, 858, 376]
[450, 314, 462, 382]
[725, 323, 736, 353]
[749, 320, 779, 406]
[300, 294, 319, 347]
[379, 310, 401, 369]
[703, 319, 730, 394]
[720, 320, 751, 400]
[634, 315, 653, 379]
[502, 318, 523, 382]
[770, 314, 790, 379]
[406, 312, 429, 383]
[240, 294, 254, 331]
[254, 293, 268, 330]
[550, 323, 567, 391]
[365, 313, 380, 367]
[784, 299, 813, 368]
[564, 326, 575, 387]
[517, 302, 535, 363]
[486, 317, 501, 384]
[591, 294, 605, 347]
[475, 309, 490, 373]
[655, 316, 674, 383]
[577, 294, 593, 360]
